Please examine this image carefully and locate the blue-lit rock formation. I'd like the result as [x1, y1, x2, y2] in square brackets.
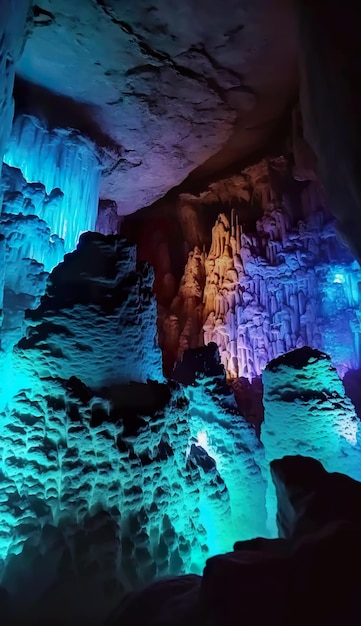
[4, 115, 101, 252]
[15, 232, 163, 387]
[0, 165, 62, 354]
[261, 347, 361, 533]
[0, 233, 267, 623]
[174, 343, 267, 552]
[0, 115, 101, 369]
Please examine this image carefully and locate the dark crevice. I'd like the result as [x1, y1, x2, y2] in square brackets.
[33, 5, 55, 26]
[224, 24, 245, 38]
[93, 0, 230, 105]
[184, 43, 245, 85]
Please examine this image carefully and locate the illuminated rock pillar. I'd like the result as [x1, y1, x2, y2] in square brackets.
[261, 347, 361, 534]
[163, 164, 361, 380]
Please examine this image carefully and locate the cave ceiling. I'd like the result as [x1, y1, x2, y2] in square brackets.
[15, 0, 298, 214]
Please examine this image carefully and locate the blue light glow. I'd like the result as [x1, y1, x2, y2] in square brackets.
[321, 263, 361, 375]
[3, 115, 101, 255]
[333, 272, 345, 284]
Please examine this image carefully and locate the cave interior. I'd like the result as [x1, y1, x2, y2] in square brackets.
[1, 1, 361, 624]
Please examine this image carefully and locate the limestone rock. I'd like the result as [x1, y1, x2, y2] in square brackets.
[156, 159, 360, 380]
[15, 0, 298, 213]
[16, 232, 163, 387]
[106, 459, 361, 626]
[0, 234, 265, 622]
[261, 346, 361, 533]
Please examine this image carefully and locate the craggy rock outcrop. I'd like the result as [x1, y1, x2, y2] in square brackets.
[147, 158, 360, 381]
[0, 234, 267, 624]
[0, 163, 63, 355]
[15, 0, 298, 213]
[16, 232, 163, 387]
[0, 116, 101, 364]
[261, 346, 361, 532]
[107, 457, 361, 626]
[261, 347, 361, 477]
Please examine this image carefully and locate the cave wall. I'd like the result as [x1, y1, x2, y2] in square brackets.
[0, 1, 30, 184]
[295, 0, 361, 264]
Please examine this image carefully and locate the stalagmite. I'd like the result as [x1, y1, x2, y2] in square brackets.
[261, 347, 361, 533]
[163, 159, 361, 381]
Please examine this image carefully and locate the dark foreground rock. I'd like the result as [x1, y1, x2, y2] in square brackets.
[107, 455, 361, 626]
[271, 455, 361, 539]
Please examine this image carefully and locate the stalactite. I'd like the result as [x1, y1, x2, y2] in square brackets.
[4, 115, 101, 252]
[1, 115, 101, 363]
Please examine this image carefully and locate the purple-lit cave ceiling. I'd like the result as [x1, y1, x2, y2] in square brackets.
[13, 0, 298, 213]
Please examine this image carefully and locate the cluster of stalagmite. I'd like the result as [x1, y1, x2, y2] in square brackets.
[162, 159, 361, 380]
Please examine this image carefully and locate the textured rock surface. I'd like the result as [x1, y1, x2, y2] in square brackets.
[0, 113, 101, 364]
[4, 115, 101, 252]
[16, 232, 163, 387]
[107, 458, 361, 626]
[150, 158, 361, 380]
[174, 344, 268, 548]
[261, 347, 361, 532]
[15, 0, 298, 213]
[0, 234, 267, 623]
[0, 164, 60, 354]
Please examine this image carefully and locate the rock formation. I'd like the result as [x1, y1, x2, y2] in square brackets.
[13, 0, 298, 214]
[261, 347, 361, 533]
[106, 457, 361, 626]
[271, 455, 361, 540]
[0, 115, 101, 363]
[0, 1, 30, 183]
[1, 228, 361, 624]
[2, 3, 361, 624]
[4, 115, 101, 253]
[0, 233, 268, 624]
[159, 159, 361, 381]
